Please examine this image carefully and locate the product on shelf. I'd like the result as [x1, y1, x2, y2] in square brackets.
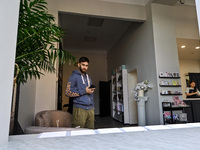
[160, 80, 169, 85]
[159, 72, 180, 77]
[172, 81, 180, 85]
[118, 75, 122, 81]
[160, 90, 182, 95]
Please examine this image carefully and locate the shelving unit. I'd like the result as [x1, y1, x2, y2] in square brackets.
[111, 65, 129, 124]
[162, 102, 190, 124]
[159, 85, 181, 87]
[159, 72, 185, 124]
[159, 76, 180, 79]
[160, 94, 182, 96]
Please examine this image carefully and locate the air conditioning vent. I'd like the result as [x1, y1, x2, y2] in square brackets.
[88, 17, 104, 27]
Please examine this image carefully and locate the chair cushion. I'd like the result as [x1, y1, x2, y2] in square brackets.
[41, 112, 52, 127]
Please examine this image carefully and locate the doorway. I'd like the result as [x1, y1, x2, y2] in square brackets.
[99, 81, 111, 117]
[58, 11, 134, 128]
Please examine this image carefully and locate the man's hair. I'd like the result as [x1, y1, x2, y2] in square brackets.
[79, 57, 89, 63]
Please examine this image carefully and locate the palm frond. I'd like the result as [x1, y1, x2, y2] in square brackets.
[16, 0, 75, 84]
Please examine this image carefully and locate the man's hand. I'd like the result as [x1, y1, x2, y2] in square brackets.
[194, 92, 199, 95]
[86, 86, 95, 94]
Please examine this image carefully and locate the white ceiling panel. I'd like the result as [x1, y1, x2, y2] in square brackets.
[177, 38, 200, 60]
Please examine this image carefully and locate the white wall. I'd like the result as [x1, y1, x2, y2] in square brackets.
[34, 71, 58, 114]
[195, 0, 200, 37]
[199, 60, 200, 70]
[19, 63, 58, 130]
[179, 59, 200, 98]
[62, 52, 108, 115]
[18, 79, 36, 131]
[152, 4, 182, 124]
[175, 4, 199, 39]
[108, 2, 160, 125]
[0, 0, 20, 146]
[46, 0, 146, 21]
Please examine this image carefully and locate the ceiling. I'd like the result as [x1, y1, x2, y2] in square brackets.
[177, 38, 200, 60]
[59, 12, 133, 53]
[95, 0, 195, 6]
[58, 0, 198, 60]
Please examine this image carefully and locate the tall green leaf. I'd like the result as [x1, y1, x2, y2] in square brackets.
[16, 0, 75, 84]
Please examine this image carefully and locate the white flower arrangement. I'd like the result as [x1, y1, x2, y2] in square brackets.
[132, 80, 153, 101]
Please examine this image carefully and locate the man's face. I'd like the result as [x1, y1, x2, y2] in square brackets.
[78, 62, 89, 74]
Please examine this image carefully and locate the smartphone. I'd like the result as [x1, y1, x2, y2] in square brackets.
[89, 85, 96, 89]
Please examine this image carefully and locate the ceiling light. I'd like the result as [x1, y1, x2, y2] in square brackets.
[181, 45, 185, 48]
[195, 46, 200, 49]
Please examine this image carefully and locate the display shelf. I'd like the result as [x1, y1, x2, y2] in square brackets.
[163, 105, 190, 111]
[113, 109, 124, 113]
[160, 93, 182, 96]
[159, 76, 180, 79]
[159, 85, 181, 87]
[162, 102, 190, 124]
[111, 65, 129, 124]
[113, 99, 117, 103]
[159, 72, 184, 124]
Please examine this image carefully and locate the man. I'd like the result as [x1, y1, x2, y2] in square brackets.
[65, 57, 95, 129]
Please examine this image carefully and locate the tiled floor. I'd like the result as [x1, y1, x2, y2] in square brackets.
[2, 117, 200, 150]
[1, 124, 200, 150]
[94, 115, 136, 129]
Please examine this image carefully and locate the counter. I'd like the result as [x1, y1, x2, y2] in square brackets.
[183, 98, 200, 122]
[183, 98, 200, 101]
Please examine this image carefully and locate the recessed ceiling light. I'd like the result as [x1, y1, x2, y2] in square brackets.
[195, 46, 200, 49]
[181, 45, 185, 48]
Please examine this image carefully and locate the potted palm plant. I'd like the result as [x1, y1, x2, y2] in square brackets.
[11, 0, 75, 134]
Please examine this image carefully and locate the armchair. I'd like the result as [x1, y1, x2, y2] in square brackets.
[25, 110, 85, 134]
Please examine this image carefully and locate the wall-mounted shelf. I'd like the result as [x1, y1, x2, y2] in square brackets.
[159, 85, 181, 87]
[159, 76, 180, 79]
[160, 93, 182, 96]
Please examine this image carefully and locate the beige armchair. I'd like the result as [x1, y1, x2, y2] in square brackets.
[25, 110, 85, 134]
[35, 110, 72, 127]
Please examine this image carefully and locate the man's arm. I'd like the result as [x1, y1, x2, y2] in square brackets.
[65, 75, 86, 97]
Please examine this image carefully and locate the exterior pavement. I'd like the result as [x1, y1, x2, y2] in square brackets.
[1, 123, 200, 150]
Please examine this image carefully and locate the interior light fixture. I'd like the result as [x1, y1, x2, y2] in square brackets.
[195, 46, 200, 49]
[181, 45, 186, 48]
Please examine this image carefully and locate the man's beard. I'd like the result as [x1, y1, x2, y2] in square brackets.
[79, 67, 86, 74]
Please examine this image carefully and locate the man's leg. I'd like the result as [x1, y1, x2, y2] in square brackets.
[72, 107, 86, 128]
[85, 108, 94, 129]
